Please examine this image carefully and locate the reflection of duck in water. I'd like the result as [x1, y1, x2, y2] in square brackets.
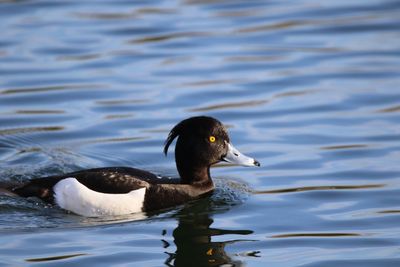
[4, 116, 259, 217]
[164, 200, 254, 267]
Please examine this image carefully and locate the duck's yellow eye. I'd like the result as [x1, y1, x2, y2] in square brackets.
[209, 136, 216, 143]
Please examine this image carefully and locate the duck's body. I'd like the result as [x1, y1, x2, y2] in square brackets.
[9, 116, 259, 217]
[14, 167, 214, 215]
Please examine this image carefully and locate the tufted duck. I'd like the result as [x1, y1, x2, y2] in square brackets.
[11, 116, 260, 216]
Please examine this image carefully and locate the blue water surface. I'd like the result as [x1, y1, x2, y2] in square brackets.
[1, 0, 400, 266]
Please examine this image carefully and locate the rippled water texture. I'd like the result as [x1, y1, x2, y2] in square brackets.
[1, 0, 400, 266]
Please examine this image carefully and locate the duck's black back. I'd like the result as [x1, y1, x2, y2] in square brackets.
[13, 167, 179, 203]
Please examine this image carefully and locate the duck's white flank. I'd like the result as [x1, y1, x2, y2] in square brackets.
[54, 178, 146, 217]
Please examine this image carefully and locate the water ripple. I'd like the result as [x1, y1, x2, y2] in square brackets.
[0, 0, 399, 266]
[254, 184, 383, 195]
[271, 232, 362, 238]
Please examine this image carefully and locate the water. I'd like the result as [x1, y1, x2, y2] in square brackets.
[1, 0, 400, 266]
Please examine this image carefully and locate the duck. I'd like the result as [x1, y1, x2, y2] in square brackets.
[10, 116, 260, 217]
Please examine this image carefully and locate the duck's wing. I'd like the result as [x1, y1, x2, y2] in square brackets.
[13, 167, 168, 203]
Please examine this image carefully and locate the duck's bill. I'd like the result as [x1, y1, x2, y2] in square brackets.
[222, 143, 260, 167]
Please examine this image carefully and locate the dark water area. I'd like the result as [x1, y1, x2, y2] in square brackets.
[1, 0, 400, 266]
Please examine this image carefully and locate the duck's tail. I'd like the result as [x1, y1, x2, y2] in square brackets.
[0, 188, 18, 197]
[0, 181, 19, 197]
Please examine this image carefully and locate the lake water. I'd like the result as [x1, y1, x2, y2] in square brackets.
[1, 0, 400, 266]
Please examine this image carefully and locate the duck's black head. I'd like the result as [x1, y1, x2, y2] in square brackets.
[164, 116, 260, 184]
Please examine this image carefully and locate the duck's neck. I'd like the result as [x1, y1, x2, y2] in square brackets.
[176, 161, 213, 186]
[174, 137, 214, 186]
